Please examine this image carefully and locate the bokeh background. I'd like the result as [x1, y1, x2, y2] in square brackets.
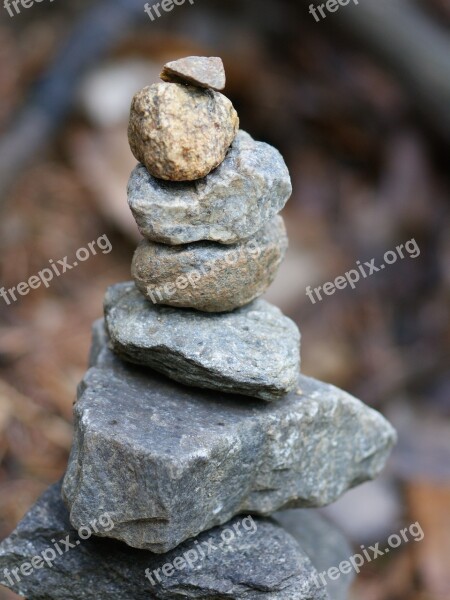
[0, 0, 449, 598]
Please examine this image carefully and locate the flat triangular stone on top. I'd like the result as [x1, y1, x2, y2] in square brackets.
[161, 56, 226, 90]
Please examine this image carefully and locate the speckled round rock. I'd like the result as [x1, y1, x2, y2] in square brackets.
[131, 216, 288, 312]
[128, 82, 239, 181]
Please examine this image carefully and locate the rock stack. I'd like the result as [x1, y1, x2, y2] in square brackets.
[0, 57, 397, 600]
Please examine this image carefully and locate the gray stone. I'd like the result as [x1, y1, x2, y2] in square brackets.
[161, 56, 226, 91]
[128, 130, 292, 245]
[128, 82, 239, 181]
[0, 484, 357, 600]
[104, 282, 300, 401]
[275, 511, 355, 600]
[132, 215, 288, 312]
[321, 478, 402, 545]
[61, 321, 396, 553]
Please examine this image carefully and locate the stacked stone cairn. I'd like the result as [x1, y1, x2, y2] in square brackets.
[0, 57, 397, 600]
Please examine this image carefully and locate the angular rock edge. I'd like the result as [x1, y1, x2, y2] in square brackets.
[61, 320, 397, 553]
[0, 483, 357, 600]
[104, 282, 301, 401]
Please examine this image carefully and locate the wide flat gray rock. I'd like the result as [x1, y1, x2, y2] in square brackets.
[104, 282, 300, 401]
[0, 484, 357, 600]
[61, 321, 396, 553]
[132, 215, 288, 313]
[128, 130, 292, 245]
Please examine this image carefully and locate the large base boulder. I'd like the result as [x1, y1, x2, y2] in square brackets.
[0, 483, 355, 600]
[61, 321, 396, 553]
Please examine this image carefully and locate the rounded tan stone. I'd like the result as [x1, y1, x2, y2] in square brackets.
[131, 216, 288, 312]
[128, 82, 239, 181]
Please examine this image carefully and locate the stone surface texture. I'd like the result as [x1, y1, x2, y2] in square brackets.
[132, 215, 288, 312]
[61, 320, 396, 553]
[128, 82, 238, 181]
[275, 510, 355, 600]
[128, 130, 292, 245]
[104, 282, 300, 400]
[161, 56, 226, 91]
[0, 484, 360, 600]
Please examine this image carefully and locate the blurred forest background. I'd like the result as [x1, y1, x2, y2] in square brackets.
[0, 0, 449, 598]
